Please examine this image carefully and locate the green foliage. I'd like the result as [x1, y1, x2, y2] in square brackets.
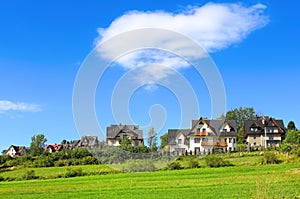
[261, 152, 280, 164]
[0, 155, 12, 165]
[287, 121, 297, 131]
[205, 155, 233, 168]
[30, 134, 47, 156]
[283, 130, 300, 146]
[65, 168, 83, 178]
[22, 170, 37, 180]
[226, 107, 255, 143]
[160, 133, 168, 149]
[81, 156, 98, 165]
[188, 159, 199, 169]
[237, 144, 246, 152]
[167, 161, 181, 170]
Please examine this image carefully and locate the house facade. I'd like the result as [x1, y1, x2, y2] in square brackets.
[243, 116, 286, 148]
[4, 145, 27, 157]
[106, 124, 144, 146]
[168, 118, 238, 155]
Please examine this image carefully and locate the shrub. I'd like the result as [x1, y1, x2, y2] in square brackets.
[65, 168, 83, 178]
[23, 170, 38, 180]
[0, 176, 4, 181]
[188, 159, 199, 169]
[261, 152, 280, 164]
[205, 155, 233, 168]
[167, 161, 181, 170]
[81, 156, 98, 165]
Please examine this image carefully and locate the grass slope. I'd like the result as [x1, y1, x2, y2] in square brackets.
[0, 162, 299, 198]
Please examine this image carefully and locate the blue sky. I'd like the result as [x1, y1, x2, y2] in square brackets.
[0, 0, 299, 151]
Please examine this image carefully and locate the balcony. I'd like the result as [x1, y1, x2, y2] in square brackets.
[195, 131, 208, 136]
[201, 141, 228, 147]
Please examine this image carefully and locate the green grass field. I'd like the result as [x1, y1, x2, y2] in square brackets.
[0, 161, 299, 198]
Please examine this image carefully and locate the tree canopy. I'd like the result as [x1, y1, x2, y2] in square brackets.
[160, 133, 168, 150]
[226, 107, 255, 143]
[287, 121, 297, 131]
[30, 134, 47, 156]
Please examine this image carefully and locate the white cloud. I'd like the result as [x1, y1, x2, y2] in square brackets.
[94, 2, 269, 86]
[0, 100, 41, 114]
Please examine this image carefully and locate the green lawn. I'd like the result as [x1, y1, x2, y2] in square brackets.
[0, 162, 299, 198]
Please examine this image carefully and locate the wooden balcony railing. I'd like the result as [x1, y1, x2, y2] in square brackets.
[195, 131, 208, 136]
[201, 141, 228, 147]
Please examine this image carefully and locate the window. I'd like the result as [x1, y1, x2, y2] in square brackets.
[253, 142, 256, 146]
[253, 135, 256, 139]
[228, 138, 232, 143]
[194, 138, 201, 143]
[134, 141, 139, 146]
[223, 129, 227, 133]
[202, 128, 206, 132]
[178, 139, 182, 144]
[197, 128, 200, 132]
[233, 138, 236, 143]
[202, 138, 208, 142]
[224, 138, 227, 142]
[123, 135, 128, 139]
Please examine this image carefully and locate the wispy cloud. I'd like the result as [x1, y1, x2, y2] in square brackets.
[95, 2, 269, 87]
[0, 100, 41, 114]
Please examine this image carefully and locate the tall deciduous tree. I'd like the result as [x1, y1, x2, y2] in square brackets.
[30, 134, 47, 156]
[160, 133, 168, 149]
[148, 127, 157, 151]
[226, 107, 255, 143]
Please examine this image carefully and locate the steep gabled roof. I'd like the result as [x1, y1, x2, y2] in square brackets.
[106, 124, 143, 139]
[190, 118, 237, 136]
[168, 129, 190, 145]
[244, 117, 286, 137]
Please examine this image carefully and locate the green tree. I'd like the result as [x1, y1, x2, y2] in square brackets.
[226, 107, 255, 143]
[287, 121, 297, 131]
[160, 133, 168, 149]
[283, 130, 300, 146]
[30, 134, 47, 156]
[148, 127, 157, 151]
[120, 137, 132, 150]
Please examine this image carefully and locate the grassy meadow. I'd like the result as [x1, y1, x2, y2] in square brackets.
[0, 153, 299, 198]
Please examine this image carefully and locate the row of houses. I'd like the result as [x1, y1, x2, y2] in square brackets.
[105, 116, 286, 154]
[3, 136, 99, 157]
[167, 116, 286, 155]
[2, 116, 286, 157]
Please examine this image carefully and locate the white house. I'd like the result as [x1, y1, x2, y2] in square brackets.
[168, 118, 238, 155]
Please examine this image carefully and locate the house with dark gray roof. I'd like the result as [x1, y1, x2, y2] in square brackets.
[106, 124, 144, 146]
[243, 116, 286, 148]
[4, 145, 27, 157]
[72, 136, 99, 149]
[168, 118, 238, 154]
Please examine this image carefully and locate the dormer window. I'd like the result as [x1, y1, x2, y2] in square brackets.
[202, 128, 206, 132]
[178, 139, 182, 144]
[223, 129, 227, 133]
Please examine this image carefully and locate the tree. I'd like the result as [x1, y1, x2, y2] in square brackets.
[148, 127, 157, 151]
[226, 107, 255, 143]
[287, 121, 297, 131]
[160, 133, 168, 149]
[30, 134, 47, 156]
[283, 130, 300, 146]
